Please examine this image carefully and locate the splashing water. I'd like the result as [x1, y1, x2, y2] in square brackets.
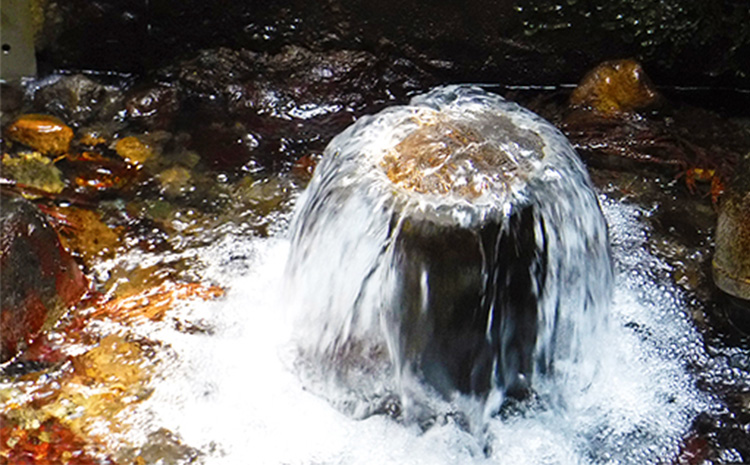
[121, 87, 719, 465]
[129, 199, 715, 465]
[285, 86, 613, 421]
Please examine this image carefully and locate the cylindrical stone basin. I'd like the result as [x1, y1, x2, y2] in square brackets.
[286, 85, 612, 409]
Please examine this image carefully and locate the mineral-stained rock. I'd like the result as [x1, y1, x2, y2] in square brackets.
[0, 417, 116, 465]
[5, 114, 74, 155]
[52, 206, 123, 264]
[0, 193, 88, 362]
[569, 59, 662, 117]
[115, 136, 155, 166]
[2, 151, 66, 194]
[63, 150, 140, 195]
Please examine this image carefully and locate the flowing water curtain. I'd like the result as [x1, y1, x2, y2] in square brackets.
[285, 85, 613, 420]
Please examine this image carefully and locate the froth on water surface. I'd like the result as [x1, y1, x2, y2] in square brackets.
[129, 198, 717, 465]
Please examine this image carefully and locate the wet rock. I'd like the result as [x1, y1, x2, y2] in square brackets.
[5, 114, 74, 155]
[162, 46, 433, 171]
[76, 126, 110, 148]
[156, 166, 192, 198]
[117, 428, 202, 465]
[714, 152, 750, 301]
[0, 193, 87, 362]
[569, 59, 662, 117]
[0, 418, 116, 465]
[61, 150, 139, 196]
[35, 0, 750, 89]
[115, 136, 155, 166]
[554, 62, 750, 182]
[124, 83, 179, 130]
[52, 206, 123, 264]
[77, 132, 107, 148]
[2, 151, 66, 194]
[186, 120, 261, 171]
[30, 74, 123, 128]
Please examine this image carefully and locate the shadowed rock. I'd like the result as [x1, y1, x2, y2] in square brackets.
[0, 193, 88, 362]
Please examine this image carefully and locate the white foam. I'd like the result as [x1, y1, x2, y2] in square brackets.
[116, 194, 717, 465]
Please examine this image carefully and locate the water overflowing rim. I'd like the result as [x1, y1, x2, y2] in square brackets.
[322, 85, 584, 227]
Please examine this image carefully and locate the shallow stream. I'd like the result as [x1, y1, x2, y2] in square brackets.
[2, 77, 750, 464]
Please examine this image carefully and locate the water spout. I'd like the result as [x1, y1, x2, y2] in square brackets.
[285, 85, 613, 421]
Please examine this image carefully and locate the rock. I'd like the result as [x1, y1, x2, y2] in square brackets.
[156, 166, 192, 198]
[1, 83, 24, 118]
[163, 46, 433, 171]
[2, 151, 66, 194]
[556, 61, 750, 178]
[714, 152, 750, 301]
[186, 120, 261, 171]
[30, 74, 123, 128]
[0, 418, 116, 465]
[35, 0, 750, 89]
[52, 206, 123, 264]
[5, 114, 74, 155]
[124, 83, 179, 130]
[76, 127, 109, 147]
[569, 59, 662, 117]
[0, 193, 88, 362]
[64, 150, 139, 195]
[115, 136, 155, 166]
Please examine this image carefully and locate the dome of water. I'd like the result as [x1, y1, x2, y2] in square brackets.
[285, 85, 614, 421]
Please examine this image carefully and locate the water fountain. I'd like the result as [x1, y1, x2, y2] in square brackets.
[2, 81, 737, 464]
[285, 85, 613, 422]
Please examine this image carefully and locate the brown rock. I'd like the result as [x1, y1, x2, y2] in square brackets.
[53, 206, 123, 263]
[124, 84, 179, 130]
[115, 136, 154, 166]
[0, 193, 88, 362]
[5, 114, 75, 155]
[569, 59, 662, 117]
[714, 153, 750, 300]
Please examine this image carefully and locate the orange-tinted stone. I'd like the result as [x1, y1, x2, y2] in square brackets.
[5, 114, 75, 155]
[114, 136, 154, 165]
[0, 417, 115, 465]
[569, 59, 661, 117]
[0, 194, 88, 362]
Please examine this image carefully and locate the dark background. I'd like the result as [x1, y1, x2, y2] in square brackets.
[35, 0, 750, 89]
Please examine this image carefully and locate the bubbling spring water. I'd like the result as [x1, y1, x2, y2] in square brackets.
[285, 86, 613, 422]
[123, 86, 720, 465]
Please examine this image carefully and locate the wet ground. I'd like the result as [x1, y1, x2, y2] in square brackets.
[1, 64, 750, 463]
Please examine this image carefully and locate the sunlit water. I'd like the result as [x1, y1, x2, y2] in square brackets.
[114, 87, 721, 464]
